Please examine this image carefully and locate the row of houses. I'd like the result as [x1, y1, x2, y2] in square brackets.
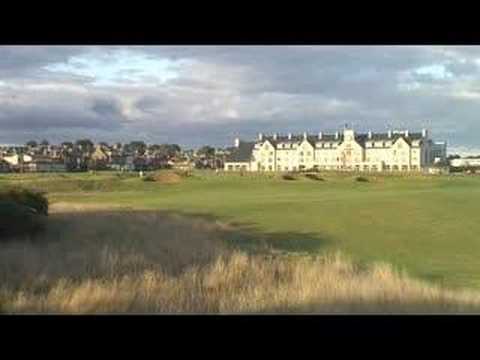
[224, 128, 448, 172]
[0, 141, 231, 173]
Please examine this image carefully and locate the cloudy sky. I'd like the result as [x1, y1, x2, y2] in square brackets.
[1, 45, 479, 153]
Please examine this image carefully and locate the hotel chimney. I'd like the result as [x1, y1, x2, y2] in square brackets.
[318, 131, 323, 140]
[335, 131, 339, 140]
[234, 138, 240, 148]
[422, 129, 428, 138]
[258, 133, 263, 141]
[288, 133, 292, 140]
[303, 132, 307, 140]
[405, 130, 409, 137]
[388, 130, 392, 138]
[368, 131, 372, 139]
[273, 133, 278, 140]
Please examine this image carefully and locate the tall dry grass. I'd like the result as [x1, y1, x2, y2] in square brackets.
[2, 204, 480, 313]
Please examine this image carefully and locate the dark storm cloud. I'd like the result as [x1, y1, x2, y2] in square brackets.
[91, 97, 123, 118]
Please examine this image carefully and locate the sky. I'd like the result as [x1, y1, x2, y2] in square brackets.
[1, 45, 480, 154]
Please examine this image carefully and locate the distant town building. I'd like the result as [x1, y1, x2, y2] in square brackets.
[0, 159, 11, 173]
[225, 127, 444, 172]
[431, 141, 447, 164]
[450, 158, 480, 168]
[27, 158, 67, 172]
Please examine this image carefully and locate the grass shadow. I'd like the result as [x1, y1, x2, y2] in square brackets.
[133, 209, 334, 255]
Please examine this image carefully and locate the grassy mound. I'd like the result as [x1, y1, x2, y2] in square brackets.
[282, 173, 297, 181]
[354, 176, 369, 182]
[143, 171, 183, 184]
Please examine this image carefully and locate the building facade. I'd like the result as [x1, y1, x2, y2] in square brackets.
[225, 128, 444, 172]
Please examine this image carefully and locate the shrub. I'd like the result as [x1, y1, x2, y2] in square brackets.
[0, 188, 48, 215]
[0, 200, 47, 239]
[0, 189, 49, 240]
[354, 176, 369, 183]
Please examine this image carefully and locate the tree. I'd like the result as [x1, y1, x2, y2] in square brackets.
[155, 144, 181, 158]
[197, 145, 215, 157]
[75, 139, 94, 153]
[127, 141, 147, 155]
[448, 154, 461, 160]
[40, 139, 49, 146]
[26, 140, 37, 148]
[61, 141, 74, 149]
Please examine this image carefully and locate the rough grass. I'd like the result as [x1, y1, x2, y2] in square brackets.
[2, 206, 480, 313]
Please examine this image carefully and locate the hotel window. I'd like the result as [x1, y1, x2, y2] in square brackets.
[268, 158, 273, 163]
[402, 165, 409, 171]
[382, 142, 386, 147]
[307, 152, 311, 156]
[372, 142, 375, 148]
[270, 152, 274, 156]
[284, 167, 289, 171]
[268, 165, 273, 171]
[300, 152, 304, 156]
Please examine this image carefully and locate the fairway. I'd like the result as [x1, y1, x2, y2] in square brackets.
[3, 171, 480, 290]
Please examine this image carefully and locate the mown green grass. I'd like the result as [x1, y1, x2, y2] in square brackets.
[2, 170, 480, 289]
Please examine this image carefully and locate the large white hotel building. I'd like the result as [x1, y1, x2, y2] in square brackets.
[224, 127, 447, 172]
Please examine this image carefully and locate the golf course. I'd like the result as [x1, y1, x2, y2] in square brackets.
[2, 170, 480, 291]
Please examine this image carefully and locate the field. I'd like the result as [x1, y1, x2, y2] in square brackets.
[2, 170, 480, 313]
